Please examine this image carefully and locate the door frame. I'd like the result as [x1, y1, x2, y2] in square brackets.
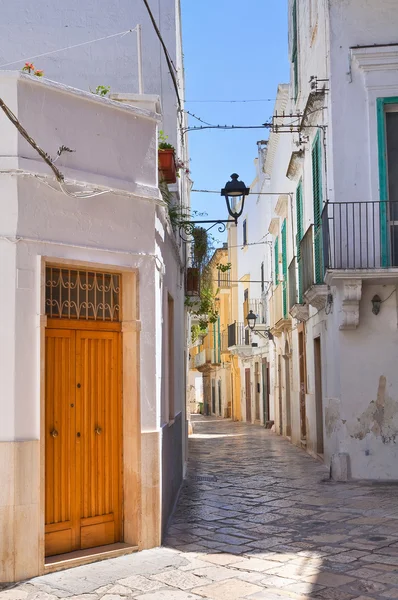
[39, 257, 141, 570]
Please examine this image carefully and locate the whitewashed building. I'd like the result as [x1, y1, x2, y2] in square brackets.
[261, 0, 398, 480]
[0, 0, 189, 583]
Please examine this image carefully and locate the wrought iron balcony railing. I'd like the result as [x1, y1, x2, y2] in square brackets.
[217, 271, 231, 288]
[288, 257, 297, 309]
[227, 322, 250, 347]
[248, 298, 266, 325]
[322, 201, 398, 270]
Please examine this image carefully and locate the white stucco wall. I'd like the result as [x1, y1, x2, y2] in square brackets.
[0, 0, 182, 150]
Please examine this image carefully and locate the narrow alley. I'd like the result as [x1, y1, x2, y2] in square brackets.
[4, 418, 398, 600]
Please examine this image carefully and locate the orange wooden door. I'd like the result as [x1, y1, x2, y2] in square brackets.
[45, 329, 77, 556]
[76, 330, 122, 550]
[45, 328, 122, 557]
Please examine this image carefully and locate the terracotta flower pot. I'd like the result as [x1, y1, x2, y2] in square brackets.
[158, 148, 177, 184]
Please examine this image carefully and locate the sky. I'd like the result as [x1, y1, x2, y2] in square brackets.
[181, 0, 290, 233]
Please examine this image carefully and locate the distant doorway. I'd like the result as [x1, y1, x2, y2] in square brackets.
[284, 341, 292, 437]
[262, 359, 270, 424]
[314, 337, 324, 455]
[218, 379, 222, 417]
[254, 362, 261, 421]
[298, 326, 307, 444]
[245, 368, 252, 423]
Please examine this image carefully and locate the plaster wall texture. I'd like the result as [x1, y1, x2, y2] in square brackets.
[278, 0, 398, 476]
[0, 0, 183, 150]
[0, 72, 187, 578]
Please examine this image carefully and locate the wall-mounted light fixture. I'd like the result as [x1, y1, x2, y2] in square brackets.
[246, 310, 274, 340]
[372, 295, 381, 315]
[221, 173, 250, 225]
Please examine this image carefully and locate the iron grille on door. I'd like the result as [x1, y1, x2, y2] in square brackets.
[45, 267, 121, 321]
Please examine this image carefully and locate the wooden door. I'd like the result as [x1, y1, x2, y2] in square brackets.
[314, 337, 324, 455]
[254, 362, 260, 422]
[245, 368, 252, 423]
[45, 328, 122, 557]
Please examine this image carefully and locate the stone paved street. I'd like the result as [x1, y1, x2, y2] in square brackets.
[4, 417, 398, 600]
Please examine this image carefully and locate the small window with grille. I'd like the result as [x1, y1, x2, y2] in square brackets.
[45, 266, 121, 321]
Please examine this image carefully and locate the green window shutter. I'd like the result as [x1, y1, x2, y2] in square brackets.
[312, 132, 324, 284]
[274, 236, 279, 285]
[292, 0, 299, 100]
[296, 181, 303, 303]
[291, 0, 297, 59]
[281, 220, 288, 318]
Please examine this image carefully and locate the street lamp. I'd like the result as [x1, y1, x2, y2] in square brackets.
[221, 173, 250, 225]
[246, 309, 274, 341]
[246, 310, 257, 331]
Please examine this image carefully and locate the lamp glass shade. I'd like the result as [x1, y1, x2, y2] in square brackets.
[246, 310, 257, 330]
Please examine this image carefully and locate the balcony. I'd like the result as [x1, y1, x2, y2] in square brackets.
[227, 322, 249, 348]
[216, 271, 231, 289]
[269, 283, 290, 334]
[194, 348, 220, 369]
[299, 224, 328, 310]
[323, 201, 398, 271]
[248, 298, 266, 325]
[289, 257, 309, 321]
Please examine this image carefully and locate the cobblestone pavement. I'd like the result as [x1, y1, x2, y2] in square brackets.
[4, 417, 398, 600]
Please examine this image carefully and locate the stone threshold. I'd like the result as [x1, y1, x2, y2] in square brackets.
[44, 543, 138, 574]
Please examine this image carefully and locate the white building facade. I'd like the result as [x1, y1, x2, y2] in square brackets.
[0, 0, 189, 583]
[261, 0, 398, 480]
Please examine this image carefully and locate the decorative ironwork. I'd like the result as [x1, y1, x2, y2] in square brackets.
[45, 267, 121, 321]
[178, 219, 234, 241]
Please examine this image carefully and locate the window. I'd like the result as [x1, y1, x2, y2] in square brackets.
[261, 262, 265, 293]
[291, 0, 299, 101]
[281, 220, 288, 318]
[168, 294, 175, 421]
[296, 180, 304, 302]
[243, 219, 247, 246]
[274, 237, 279, 285]
[312, 132, 324, 284]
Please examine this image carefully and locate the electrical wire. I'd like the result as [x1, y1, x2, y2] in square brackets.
[141, 0, 181, 110]
[192, 189, 292, 196]
[184, 110, 213, 126]
[381, 288, 397, 303]
[0, 28, 138, 69]
[185, 99, 277, 104]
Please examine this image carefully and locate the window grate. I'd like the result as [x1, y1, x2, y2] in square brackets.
[45, 266, 121, 321]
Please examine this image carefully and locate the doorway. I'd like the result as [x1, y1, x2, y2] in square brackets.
[314, 337, 324, 455]
[211, 380, 216, 414]
[284, 341, 292, 437]
[262, 359, 270, 425]
[44, 267, 122, 558]
[298, 326, 307, 444]
[278, 355, 283, 435]
[254, 362, 260, 421]
[245, 368, 252, 423]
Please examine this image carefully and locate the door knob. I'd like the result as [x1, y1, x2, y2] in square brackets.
[95, 427, 102, 435]
[50, 429, 58, 438]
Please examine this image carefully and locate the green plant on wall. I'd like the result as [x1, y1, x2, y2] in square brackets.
[158, 130, 174, 150]
[185, 226, 220, 329]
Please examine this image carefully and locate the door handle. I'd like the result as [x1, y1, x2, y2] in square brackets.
[95, 427, 102, 435]
[50, 429, 58, 438]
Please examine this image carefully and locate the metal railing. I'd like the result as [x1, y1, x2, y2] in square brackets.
[194, 348, 220, 368]
[269, 283, 284, 328]
[323, 201, 398, 270]
[300, 226, 315, 294]
[194, 350, 207, 368]
[217, 271, 231, 288]
[227, 322, 249, 347]
[249, 298, 266, 324]
[288, 257, 297, 309]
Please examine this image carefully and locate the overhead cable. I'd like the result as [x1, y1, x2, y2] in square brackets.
[0, 28, 137, 69]
[141, 0, 182, 110]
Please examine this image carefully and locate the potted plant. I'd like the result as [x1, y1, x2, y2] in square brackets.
[158, 130, 177, 184]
